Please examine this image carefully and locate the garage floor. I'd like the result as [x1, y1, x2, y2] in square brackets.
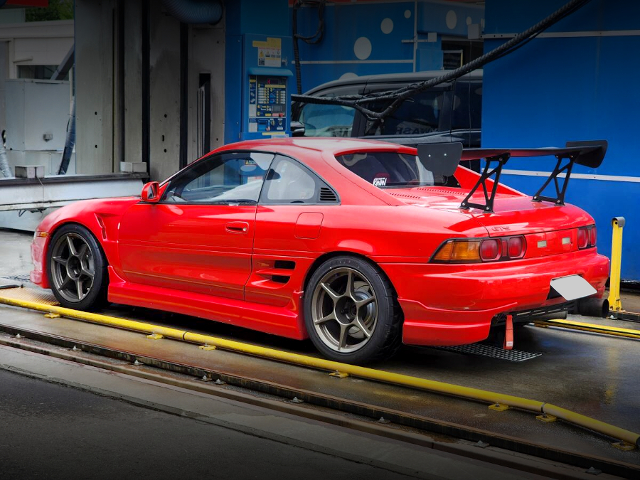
[1, 228, 639, 472]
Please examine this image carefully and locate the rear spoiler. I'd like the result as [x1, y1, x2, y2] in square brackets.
[416, 140, 608, 213]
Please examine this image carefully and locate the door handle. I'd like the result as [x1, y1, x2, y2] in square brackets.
[226, 221, 250, 234]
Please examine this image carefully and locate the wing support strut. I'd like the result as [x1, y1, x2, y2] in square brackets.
[532, 153, 576, 206]
[460, 153, 511, 213]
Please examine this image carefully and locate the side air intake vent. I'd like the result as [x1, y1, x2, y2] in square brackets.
[319, 187, 338, 203]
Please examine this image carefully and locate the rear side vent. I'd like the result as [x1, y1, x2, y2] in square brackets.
[319, 187, 338, 203]
[274, 260, 295, 270]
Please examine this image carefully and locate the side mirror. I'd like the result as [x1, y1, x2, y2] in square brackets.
[141, 181, 160, 203]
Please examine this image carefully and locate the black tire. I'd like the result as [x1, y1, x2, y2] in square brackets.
[304, 256, 402, 364]
[46, 223, 108, 311]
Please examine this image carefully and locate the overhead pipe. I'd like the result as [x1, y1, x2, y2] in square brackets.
[160, 0, 222, 25]
[0, 293, 638, 449]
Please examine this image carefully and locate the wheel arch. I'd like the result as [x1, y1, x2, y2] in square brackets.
[302, 251, 400, 301]
[45, 220, 110, 277]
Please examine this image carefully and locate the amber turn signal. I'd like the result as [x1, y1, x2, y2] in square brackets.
[432, 240, 481, 263]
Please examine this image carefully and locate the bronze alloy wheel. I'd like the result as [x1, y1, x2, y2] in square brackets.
[310, 267, 378, 353]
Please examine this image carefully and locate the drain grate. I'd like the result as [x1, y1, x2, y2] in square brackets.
[431, 343, 542, 362]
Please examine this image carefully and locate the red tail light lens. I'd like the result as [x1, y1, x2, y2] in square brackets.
[589, 226, 597, 247]
[480, 239, 501, 261]
[577, 228, 589, 249]
[507, 236, 525, 258]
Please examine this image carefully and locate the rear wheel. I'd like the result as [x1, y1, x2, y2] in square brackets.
[304, 256, 401, 364]
[47, 224, 108, 311]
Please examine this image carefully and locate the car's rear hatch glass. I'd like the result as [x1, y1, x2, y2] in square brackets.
[335, 152, 459, 188]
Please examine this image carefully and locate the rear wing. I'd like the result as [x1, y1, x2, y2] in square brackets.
[416, 140, 608, 213]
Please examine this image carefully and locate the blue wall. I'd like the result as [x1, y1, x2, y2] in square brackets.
[294, 0, 484, 92]
[483, 0, 640, 280]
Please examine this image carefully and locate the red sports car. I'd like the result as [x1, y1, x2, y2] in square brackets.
[31, 138, 610, 364]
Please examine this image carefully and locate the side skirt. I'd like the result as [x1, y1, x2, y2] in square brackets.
[106, 267, 307, 340]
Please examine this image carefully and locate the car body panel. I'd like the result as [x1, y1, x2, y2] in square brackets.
[31, 137, 610, 347]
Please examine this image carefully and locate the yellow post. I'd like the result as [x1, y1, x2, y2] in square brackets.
[608, 217, 625, 312]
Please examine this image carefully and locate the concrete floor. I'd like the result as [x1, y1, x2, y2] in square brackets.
[1, 342, 567, 480]
[0, 368, 418, 480]
[1, 228, 639, 474]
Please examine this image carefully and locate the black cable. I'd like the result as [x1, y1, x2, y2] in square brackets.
[292, 0, 326, 94]
[292, 0, 591, 122]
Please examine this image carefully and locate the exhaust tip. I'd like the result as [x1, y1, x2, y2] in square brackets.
[578, 297, 609, 318]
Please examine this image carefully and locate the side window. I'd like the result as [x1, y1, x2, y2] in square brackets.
[299, 103, 356, 137]
[164, 152, 274, 204]
[261, 156, 338, 204]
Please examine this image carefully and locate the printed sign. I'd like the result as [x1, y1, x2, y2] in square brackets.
[253, 37, 282, 67]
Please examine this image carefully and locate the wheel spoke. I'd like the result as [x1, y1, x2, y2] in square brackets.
[355, 295, 375, 310]
[77, 243, 88, 259]
[66, 235, 78, 256]
[320, 282, 340, 302]
[59, 275, 73, 289]
[345, 270, 354, 297]
[81, 266, 95, 279]
[338, 324, 348, 350]
[76, 278, 85, 301]
[314, 312, 335, 325]
[354, 318, 372, 338]
[52, 256, 67, 266]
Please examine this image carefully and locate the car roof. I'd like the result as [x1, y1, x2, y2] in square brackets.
[217, 137, 414, 157]
[305, 70, 483, 96]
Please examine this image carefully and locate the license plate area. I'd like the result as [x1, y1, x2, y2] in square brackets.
[550, 275, 596, 301]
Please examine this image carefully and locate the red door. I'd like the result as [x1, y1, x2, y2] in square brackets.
[118, 203, 256, 300]
[117, 150, 274, 301]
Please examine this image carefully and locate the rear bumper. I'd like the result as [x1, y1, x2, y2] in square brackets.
[379, 250, 609, 346]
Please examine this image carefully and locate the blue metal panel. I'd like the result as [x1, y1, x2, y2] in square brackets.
[483, 0, 640, 279]
[225, 35, 244, 144]
[297, 2, 415, 62]
[226, 0, 290, 36]
[417, 39, 443, 71]
[417, 1, 483, 36]
[293, 1, 485, 91]
[486, 0, 640, 35]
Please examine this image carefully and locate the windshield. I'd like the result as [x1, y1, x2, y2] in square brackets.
[335, 152, 459, 188]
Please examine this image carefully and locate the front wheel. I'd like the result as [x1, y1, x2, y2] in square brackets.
[47, 224, 108, 311]
[304, 256, 401, 364]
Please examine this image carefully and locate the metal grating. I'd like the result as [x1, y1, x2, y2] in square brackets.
[431, 343, 542, 362]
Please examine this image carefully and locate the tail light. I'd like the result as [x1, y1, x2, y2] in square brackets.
[432, 235, 527, 263]
[506, 236, 525, 259]
[578, 225, 597, 249]
[480, 239, 501, 261]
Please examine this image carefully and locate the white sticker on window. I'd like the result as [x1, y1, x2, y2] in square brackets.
[373, 177, 387, 187]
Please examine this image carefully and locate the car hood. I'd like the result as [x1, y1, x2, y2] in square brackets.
[387, 187, 593, 236]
